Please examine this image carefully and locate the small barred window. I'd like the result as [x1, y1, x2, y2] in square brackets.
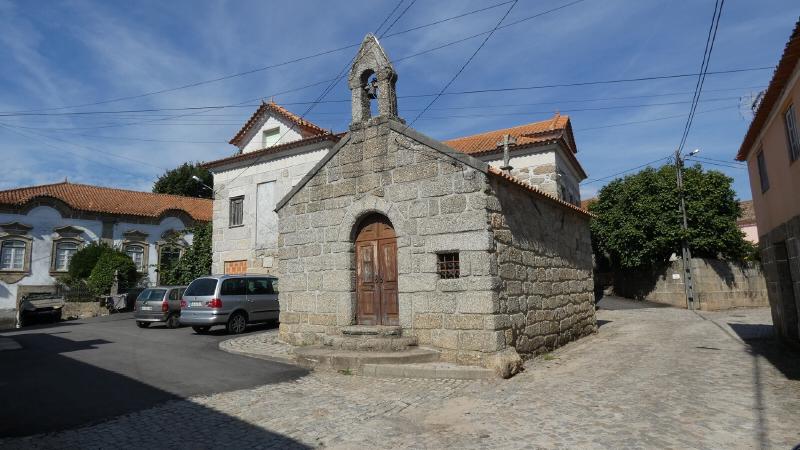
[437, 252, 460, 279]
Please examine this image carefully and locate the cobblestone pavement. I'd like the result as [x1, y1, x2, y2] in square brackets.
[218, 328, 292, 363]
[3, 299, 799, 449]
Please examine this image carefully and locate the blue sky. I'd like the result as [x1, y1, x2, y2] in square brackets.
[0, 0, 797, 200]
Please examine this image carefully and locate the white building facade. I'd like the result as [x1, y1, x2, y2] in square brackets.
[0, 182, 212, 328]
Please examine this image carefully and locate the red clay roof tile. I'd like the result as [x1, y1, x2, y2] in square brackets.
[229, 101, 328, 146]
[737, 19, 799, 161]
[0, 182, 212, 221]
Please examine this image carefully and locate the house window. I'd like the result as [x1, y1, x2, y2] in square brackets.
[785, 105, 800, 161]
[54, 241, 79, 272]
[0, 240, 26, 270]
[125, 244, 146, 272]
[160, 246, 182, 269]
[757, 149, 769, 193]
[229, 196, 244, 227]
[261, 127, 281, 148]
[437, 252, 460, 279]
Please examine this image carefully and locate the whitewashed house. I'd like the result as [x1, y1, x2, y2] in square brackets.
[0, 182, 212, 328]
[202, 101, 586, 277]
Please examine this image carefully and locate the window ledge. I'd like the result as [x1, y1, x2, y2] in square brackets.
[228, 224, 245, 229]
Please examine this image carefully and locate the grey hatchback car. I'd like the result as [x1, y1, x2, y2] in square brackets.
[134, 286, 186, 329]
[179, 275, 279, 334]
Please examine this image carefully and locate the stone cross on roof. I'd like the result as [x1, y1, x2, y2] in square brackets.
[347, 34, 399, 125]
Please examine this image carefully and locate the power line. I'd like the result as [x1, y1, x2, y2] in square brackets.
[676, 0, 725, 154]
[0, 1, 514, 115]
[0, 123, 163, 179]
[405, 0, 519, 128]
[577, 104, 738, 132]
[218, 0, 416, 191]
[688, 155, 746, 169]
[581, 156, 672, 185]
[691, 155, 744, 165]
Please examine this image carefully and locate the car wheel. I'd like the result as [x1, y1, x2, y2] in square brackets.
[226, 312, 247, 335]
[192, 326, 211, 334]
[136, 321, 150, 328]
[53, 310, 62, 323]
[165, 314, 180, 329]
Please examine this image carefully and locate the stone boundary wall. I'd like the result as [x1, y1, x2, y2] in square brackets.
[613, 258, 768, 310]
[488, 177, 596, 359]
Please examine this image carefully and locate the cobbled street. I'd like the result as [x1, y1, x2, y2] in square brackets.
[2, 298, 798, 449]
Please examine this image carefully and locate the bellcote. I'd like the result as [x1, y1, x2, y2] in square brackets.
[348, 34, 399, 125]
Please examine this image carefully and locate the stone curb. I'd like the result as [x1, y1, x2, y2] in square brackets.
[361, 363, 496, 380]
[217, 341, 298, 366]
[218, 335, 498, 380]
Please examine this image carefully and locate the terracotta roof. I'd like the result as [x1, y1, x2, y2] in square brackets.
[737, 199, 756, 225]
[229, 101, 328, 146]
[580, 198, 597, 210]
[202, 133, 343, 170]
[0, 182, 212, 221]
[737, 19, 799, 161]
[444, 114, 573, 155]
[487, 166, 592, 218]
[443, 114, 586, 179]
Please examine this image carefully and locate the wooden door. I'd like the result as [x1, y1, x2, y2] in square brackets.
[355, 215, 398, 326]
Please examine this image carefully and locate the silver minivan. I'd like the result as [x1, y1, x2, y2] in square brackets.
[134, 286, 186, 329]
[179, 275, 279, 334]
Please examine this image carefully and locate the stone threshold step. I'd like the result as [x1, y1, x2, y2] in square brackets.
[361, 362, 496, 380]
[340, 325, 402, 337]
[293, 346, 439, 370]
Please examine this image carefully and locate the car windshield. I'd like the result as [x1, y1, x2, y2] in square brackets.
[137, 289, 166, 301]
[185, 278, 218, 296]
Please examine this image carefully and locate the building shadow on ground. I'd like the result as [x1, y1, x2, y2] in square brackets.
[0, 333, 309, 447]
[729, 323, 800, 381]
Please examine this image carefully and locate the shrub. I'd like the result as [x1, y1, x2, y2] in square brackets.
[68, 243, 111, 279]
[86, 249, 139, 295]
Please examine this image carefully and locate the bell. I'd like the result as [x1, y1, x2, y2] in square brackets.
[365, 78, 378, 99]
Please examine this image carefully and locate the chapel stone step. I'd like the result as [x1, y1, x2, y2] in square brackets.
[340, 325, 403, 337]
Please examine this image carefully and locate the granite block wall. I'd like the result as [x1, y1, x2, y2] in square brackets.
[487, 177, 596, 359]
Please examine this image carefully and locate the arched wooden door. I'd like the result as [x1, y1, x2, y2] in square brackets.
[354, 214, 398, 326]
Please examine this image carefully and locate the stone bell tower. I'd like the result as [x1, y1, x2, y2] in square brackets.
[348, 34, 400, 126]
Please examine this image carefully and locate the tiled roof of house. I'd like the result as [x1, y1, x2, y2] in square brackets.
[202, 133, 343, 170]
[487, 167, 592, 218]
[0, 182, 212, 221]
[443, 114, 586, 179]
[229, 101, 328, 146]
[737, 19, 800, 161]
[580, 198, 597, 211]
[443, 114, 573, 155]
[737, 199, 756, 225]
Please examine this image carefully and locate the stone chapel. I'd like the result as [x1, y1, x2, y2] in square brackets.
[273, 34, 597, 375]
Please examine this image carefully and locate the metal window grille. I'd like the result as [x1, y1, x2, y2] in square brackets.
[757, 150, 769, 193]
[785, 105, 800, 161]
[229, 196, 244, 227]
[437, 252, 460, 279]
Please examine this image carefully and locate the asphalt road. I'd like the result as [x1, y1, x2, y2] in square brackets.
[0, 313, 307, 438]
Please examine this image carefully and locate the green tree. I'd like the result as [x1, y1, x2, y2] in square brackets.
[589, 164, 754, 271]
[86, 249, 139, 295]
[153, 162, 213, 198]
[159, 223, 212, 285]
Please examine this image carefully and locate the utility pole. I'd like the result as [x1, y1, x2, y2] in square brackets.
[675, 148, 698, 310]
[497, 134, 516, 174]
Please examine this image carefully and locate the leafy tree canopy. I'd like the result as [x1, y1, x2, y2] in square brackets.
[158, 223, 212, 286]
[153, 162, 213, 199]
[589, 164, 754, 270]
